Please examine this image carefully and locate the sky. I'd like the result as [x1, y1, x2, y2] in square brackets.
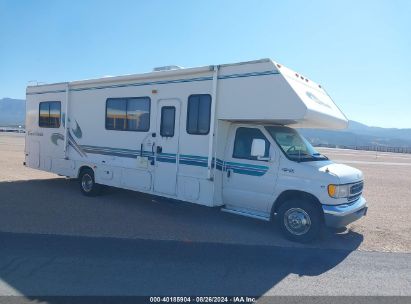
[0, 0, 410, 128]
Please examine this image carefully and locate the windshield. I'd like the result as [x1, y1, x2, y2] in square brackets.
[265, 126, 328, 162]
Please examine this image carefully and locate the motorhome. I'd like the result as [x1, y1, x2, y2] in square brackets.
[25, 59, 367, 242]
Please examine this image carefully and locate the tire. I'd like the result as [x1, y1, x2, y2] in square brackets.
[277, 199, 323, 243]
[79, 168, 101, 196]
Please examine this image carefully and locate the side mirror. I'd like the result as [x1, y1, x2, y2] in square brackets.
[251, 139, 270, 160]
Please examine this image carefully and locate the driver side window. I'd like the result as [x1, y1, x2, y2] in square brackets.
[233, 127, 270, 160]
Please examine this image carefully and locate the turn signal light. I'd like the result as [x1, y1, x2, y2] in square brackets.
[328, 184, 336, 197]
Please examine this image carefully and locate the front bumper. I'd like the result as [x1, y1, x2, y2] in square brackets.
[322, 196, 368, 228]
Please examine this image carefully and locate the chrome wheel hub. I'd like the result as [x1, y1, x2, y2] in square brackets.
[81, 174, 93, 192]
[284, 208, 311, 235]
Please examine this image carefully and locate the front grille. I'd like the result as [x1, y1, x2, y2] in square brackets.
[350, 181, 363, 195]
[348, 181, 363, 202]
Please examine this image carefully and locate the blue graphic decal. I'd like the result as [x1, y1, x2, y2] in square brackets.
[51, 133, 64, 146]
[72, 120, 83, 139]
[68, 132, 87, 157]
[306, 91, 331, 109]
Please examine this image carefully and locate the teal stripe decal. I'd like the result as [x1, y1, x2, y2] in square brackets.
[78, 145, 268, 176]
[157, 153, 177, 164]
[27, 70, 280, 95]
[218, 70, 279, 79]
[81, 145, 153, 159]
[225, 161, 268, 170]
[157, 157, 177, 164]
[179, 159, 208, 167]
[229, 168, 267, 177]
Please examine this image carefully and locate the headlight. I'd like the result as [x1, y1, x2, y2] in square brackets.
[328, 184, 350, 198]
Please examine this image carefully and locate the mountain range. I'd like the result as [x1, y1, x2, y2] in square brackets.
[1, 97, 411, 148]
[299, 121, 411, 148]
[0, 98, 25, 127]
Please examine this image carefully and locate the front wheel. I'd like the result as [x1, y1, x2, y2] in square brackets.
[79, 168, 101, 196]
[277, 199, 323, 243]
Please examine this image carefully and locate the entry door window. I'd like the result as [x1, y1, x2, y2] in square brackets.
[160, 106, 176, 137]
[233, 127, 270, 160]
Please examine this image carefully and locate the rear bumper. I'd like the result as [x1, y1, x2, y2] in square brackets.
[322, 196, 368, 228]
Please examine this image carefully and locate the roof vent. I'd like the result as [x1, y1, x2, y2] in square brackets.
[153, 65, 184, 72]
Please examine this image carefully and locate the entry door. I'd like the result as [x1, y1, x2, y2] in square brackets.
[222, 126, 278, 212]
[153, 99, 180, 195]
[28, 140, 40, 168]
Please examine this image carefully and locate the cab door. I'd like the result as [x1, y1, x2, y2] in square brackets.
[222, 126, 278, 213]
[153, 99, 180, 195]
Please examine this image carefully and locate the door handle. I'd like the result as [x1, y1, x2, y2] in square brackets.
[151, 143, 155, 165]
[156, 146, 162, 154]
[227, 169, 232, 178]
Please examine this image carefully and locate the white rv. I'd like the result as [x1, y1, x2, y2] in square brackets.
[25, 59, 367, 242]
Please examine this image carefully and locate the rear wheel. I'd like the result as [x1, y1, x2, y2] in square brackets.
[277, 199, 322, 243]
[79, 168, 101, 196]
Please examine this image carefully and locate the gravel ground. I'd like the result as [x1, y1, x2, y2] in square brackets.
[1, 133, 410, 253]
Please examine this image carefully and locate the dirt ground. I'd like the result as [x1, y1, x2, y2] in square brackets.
[318, 147, 411, 253]
[1, 133, 410, 253]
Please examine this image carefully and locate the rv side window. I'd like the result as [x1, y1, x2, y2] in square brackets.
[160, 106, 176, 137]
[106, 97, 150, 131]
[233, 127, 270, 160]
[186, 94, 211, 135]
[39, 101, 61, 128]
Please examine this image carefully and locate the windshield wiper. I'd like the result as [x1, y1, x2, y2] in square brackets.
[288, 152, 328, 162]
[288, 152, 312, 157]
[312, 153, 329, 160]
[288, 152, 315, 162]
